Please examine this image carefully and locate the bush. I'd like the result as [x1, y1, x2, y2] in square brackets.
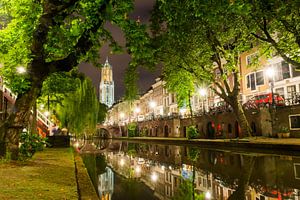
[187, 126, 199, 139]
[127, 123, 137, 137]
[19, 132, 48, 160]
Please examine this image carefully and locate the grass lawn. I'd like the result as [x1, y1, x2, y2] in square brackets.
[0, 148, 78, 200]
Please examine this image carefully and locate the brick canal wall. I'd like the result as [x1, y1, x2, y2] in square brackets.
[112, 105, 300, 138]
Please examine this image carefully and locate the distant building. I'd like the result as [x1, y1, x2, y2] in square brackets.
[99, 58, 114, 107]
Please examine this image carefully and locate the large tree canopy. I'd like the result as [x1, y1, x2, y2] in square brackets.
[0, 0, 152, 158]
[149, 0, 259, 136]
[240, 0, 300, 68]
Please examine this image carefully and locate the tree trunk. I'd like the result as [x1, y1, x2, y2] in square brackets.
[0, 80, 42, 159]
[230, 97, 252, 137]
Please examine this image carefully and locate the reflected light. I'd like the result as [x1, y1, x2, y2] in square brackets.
[151, 172, 158, 182]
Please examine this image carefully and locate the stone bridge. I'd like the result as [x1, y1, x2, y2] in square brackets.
[96, 124, 121, 138]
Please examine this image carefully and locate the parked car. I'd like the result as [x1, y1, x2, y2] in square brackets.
[243, 93, 285, 109]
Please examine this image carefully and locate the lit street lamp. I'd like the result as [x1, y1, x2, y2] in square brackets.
[134, 107, 140, 122]
[266, 67, 275, 108]
[149, 101, 156, 120]
[16, 66, 26, 74]
[199, 88, 207, 114]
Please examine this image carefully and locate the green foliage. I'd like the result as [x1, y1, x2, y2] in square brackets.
[97, 103, 108, 124]
[54, 77, 100, 137]
[239, 0, 300, 68]
[278, 126, 289, 133]
[187, 147, 200, 162]
[187, 126, 199, 139]
[19, 132, 47, 160]
[127, 122, 137, 137]
[172, 179, 203, 200]
[139, 129, 147, 137]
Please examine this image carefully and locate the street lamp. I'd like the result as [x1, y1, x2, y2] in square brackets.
[266, 67, 275, 108]
[205, 191, 212, 200]
[134, 107, 140, 122]
[149, 101, 156, 120]
[151, 172, 158, 182]
[199, 88, 207, 114]
[16, 66, 26, 74]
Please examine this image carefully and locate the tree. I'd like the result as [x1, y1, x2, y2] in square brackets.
[150, 0, 256, 136]
[0, 0, 145, 159]
[240, 0, 300, 68]
[54, 78, 100, 138]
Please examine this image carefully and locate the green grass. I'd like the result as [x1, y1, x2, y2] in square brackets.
[0, 148, 78, 200]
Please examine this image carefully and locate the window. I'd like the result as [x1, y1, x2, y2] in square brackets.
[275, 87, 284, 97]
[292, 65, 300, 77]
[290, 115, 300, 130]
[287, 85, 296, 97]
[246, 52, 259, 65]
[270, 61, 291, 82]
[246, 71, 264, 90]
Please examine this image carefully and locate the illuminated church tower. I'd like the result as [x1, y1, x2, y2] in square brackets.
[99, 58, 114, 107]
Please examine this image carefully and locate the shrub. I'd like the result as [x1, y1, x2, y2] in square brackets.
[279, 126, 289, 133]
[187, 126, 199, 139]
[127, 123, 137, 137]
[19, 132, 48, 160]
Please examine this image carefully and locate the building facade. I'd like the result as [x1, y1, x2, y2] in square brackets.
[99, 58, 114, 107]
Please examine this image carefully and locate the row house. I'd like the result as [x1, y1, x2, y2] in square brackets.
[106, 50, 300, 126]
[240, 50, 300, 102]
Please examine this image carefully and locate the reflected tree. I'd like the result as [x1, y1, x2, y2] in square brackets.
[227, 156, 257, 200]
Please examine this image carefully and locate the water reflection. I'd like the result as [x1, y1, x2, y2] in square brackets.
[81, 139, 300, 200]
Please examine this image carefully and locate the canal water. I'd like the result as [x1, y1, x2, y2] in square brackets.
[81, 139, 300, 200]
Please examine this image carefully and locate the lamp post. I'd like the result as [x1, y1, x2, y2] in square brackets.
[199, 88, 207, 114]
[266, 67, 275, 109]
[266, 67, 275, 137]
[134, 107, 140, 122]
[149, 101, 156, 120]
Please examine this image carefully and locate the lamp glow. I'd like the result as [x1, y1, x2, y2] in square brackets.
[17, 66, 26, 74]
[266, 67, 275, 78]
[199, 88, 207, 97]
[151, 172, 158, 182]
[149, 101, 157, 108]
[120, 159, 125, 166]
[205, 191, 211, 199]
[135, 166, 141, 173]
[134, 107, 141, 113]
[44, 111, 50, 117]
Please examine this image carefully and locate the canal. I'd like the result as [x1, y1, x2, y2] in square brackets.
[80, 139, 300, 200]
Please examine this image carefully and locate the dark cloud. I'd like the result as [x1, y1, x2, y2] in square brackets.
[79, 0, 158, 101]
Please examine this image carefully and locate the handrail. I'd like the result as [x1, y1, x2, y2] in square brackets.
[37, 109, 53, 128]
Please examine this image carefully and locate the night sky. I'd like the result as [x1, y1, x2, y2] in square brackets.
[79, 0, 160, 100]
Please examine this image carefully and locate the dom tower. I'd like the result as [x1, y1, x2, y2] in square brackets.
[99, 58, 114, 107]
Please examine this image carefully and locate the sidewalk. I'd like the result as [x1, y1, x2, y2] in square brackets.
[0, 148, 90, 200]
